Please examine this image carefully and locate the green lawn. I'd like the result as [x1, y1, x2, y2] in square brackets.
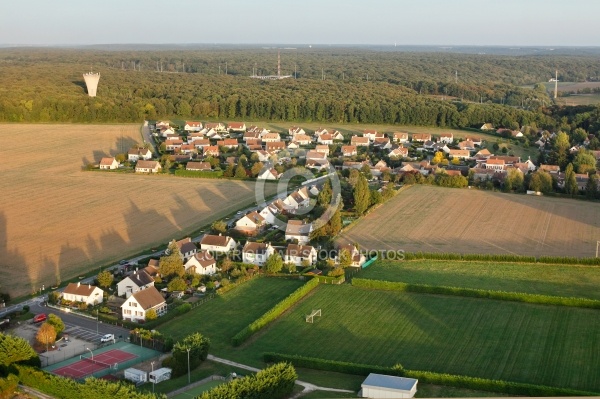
[171, 380, 225, 399]
[359, 260, 600, 300]
[158, 276, 304, 351]
[244, 285, 600, 392]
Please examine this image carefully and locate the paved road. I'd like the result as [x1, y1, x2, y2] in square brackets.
[140, 121, 158, 155]
[29, 302, 130, 342]
[207, 355, 354, 398]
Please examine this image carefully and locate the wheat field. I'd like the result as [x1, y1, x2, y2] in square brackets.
[0, 124, 272, 297]
[338, 185, 600, 258]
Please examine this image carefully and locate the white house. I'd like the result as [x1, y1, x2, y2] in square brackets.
[184, 121, 203, 132]
[235, 211, 267, 234]
[174, 237, 197, 261]
[205, 122, 227, 132]
[285, 220, 312, 244]
[117, 269, 155, 298]
[360, 373, 418, 399]
[284, 244, 317, 267]
[439, 133, 453, 144]
[393, 132, 410, 143]
[288, 126, 306, 136]
[257, 168, 279, 180]
[242, 242, 275, 266]
[228, 122, 247, 132]
[135, 160, 162, 173]
[283, 187, 310, 212]
[121, 286, 166, 323]
[317, 134, 333, 145]
[62, 282, 104, 305]
[341, 145, 357, 157]
[200, 234, 237, 253]
[448, 149, 471, 160]
[99, 157, 119, 170]
[184, 250, 216, 275]
[351, 136, 370, 147]
[128, 147, 153, 162]
[337, 244, 366, 267]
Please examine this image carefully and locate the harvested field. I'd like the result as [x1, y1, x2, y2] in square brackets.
[338, 185, 600, 257]
[0, 124, 274, 297]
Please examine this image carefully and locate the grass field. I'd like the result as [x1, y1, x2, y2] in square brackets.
[158, 277, 303, 351]
[247, 284, 600, 392]
[0, 124, 275, 297]
[338, 185, 600, 257]
[359, 260, 600, 299]
[171, 380, 224, 399]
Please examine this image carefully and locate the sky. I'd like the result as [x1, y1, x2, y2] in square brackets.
[1, 0, 599, 47]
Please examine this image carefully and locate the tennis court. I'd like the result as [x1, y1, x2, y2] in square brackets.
[44, 340, 160, 380]
[52, 349, 136, 378]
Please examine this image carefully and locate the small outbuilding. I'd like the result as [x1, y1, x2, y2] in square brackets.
[360, 373, 418, 399]
[124, 368, 147, 383]
[149, 367, 172, 384]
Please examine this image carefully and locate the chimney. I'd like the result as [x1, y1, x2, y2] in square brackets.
[88, 284, 91, 288]
[219, 233, 222, 236]
[77, 282, 80, 287]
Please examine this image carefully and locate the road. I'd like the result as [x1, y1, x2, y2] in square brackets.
[29, 302, 130, 342]
[140, 121, 158, 156]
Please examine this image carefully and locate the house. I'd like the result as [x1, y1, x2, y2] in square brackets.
[235, 211, 266, 234]
[62, 282, 104, 305]
[337, 244, 366, 267]
[474, 148, 492, 159]
[203, 146, 220, 157]
[393, 132, 410, 143]
[245, 138, 263, 150]
[317, 134, 333, 145]
[471, 167, 497, 181]
[341, 145, 357, 157]
[422, 140, 435, 150]
[288, 126, 306, 136]
[343, 160, 371, 170]
[200, 234, 237, 253]
[464, 136, 483, 146]
[287, 141, 300, 150]
[204, 129, 221, 140]
[331, 130, 345, 141]
[539, 164, 560, 174]
[205, 122, 227, 132]
[458, 140, 476, 151]
[439, 133, 453, 143]
[178, 144, 197, 155]
[228, 122, 246, 132]
[155, 121, 170, 130]
[515, 158, 537, 172]
[314, 127, 329, 136]
[359, 373, 418, 399]
[255, 150, 273, 162]
[128, 147, 153, 161]
[165, 139, 184, 151]
[262, 133, 281, 143]
[389, 147, 408, 159]
[243, 131, 261, 141]
[363, 129, 379, 141]
[186, 161, 212, 171]
[283, 187, 310, 211]
[315, 145, 330, 156]
[257, 168, 279, 180]
[306, 158, 331, 171]
[448, 149, 471, 160]
[99, 157, 119, 170]
[184, 121, 203, 132]
[144, 261, 160, 278]
[187, 132, 205, 141]
[159, 127, 175, 137]
[117, 269, 155, 298]
[485, 158, 505, 171]
[480, 123, 494, 131]
[284, 244, 317, 267]
[412, 133, 432, 142]
[247, 125, 270, 136]
[306, 150, 327, 161]
[488, 155, 520, 166]
[259, 199, 285, 224]
[242, 242, 275, 266]
[292, 134, 313, 146]
[170, 154, 192, 163]
[174, 237, 197, 261]
[285, 220, 312, 244]
[374, 137, 392, 149]
[135, 160, 162, 173]
[351, 136, 370, 147]
[216, 138, 239, 149]
[192, 139, 211, 149]
[121, 286, 166, 323]
[184, 250, 216, 275]
[265, 142, 286, 152]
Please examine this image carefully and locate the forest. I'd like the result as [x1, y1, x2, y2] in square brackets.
[1, 47, 600, 135]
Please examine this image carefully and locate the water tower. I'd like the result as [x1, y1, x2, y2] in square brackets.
[83, 71, 100, 97]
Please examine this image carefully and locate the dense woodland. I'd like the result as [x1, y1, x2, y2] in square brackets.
[1, 47, 600, 137]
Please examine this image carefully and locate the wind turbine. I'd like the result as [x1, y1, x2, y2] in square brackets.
[549, 70, 559, 99]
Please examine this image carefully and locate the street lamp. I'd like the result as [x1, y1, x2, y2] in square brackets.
[186, 348, 191, 384]
[86, 347, 93, 360]
[151, 361, 155, 394]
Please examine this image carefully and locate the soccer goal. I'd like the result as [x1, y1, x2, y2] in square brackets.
[305, 309, 322, 323]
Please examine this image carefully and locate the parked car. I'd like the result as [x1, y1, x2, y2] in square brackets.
[119, 259, 128, 265]
[100, 333, 115, 343]
[32, 313, 47, 323]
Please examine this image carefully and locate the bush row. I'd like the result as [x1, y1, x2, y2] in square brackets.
[308, 275, 345, 284]
[263, 353, 598, 397]
[198, 362, 296, 399]
[231, 278, 320, 346]
[351, 278, 600, 309]
[0, 374, 18, 399]
[217, 274, 258, 295]
[174, 169, 224, 178]
[14, 365, 162, 399]
[403, 252, 600, 265]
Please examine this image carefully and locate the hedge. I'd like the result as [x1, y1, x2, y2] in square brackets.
[198, 362, 296, 399]
[231, 278, 320, 346]
[15, 365, 163, 399]
[307, 275, 345, 284]
[174, 169, 224, 178]
[0, 374, 18, 399]
[351, 278, 600, 309]
[402, 252, 600, 265]
[217, 273, 259, 295]
[263, 353, 598, 397]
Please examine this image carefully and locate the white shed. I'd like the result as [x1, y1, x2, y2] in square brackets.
[124, 368, 147, 383]
[360, 373, 418, 399]
[149, 367, 172, 383]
